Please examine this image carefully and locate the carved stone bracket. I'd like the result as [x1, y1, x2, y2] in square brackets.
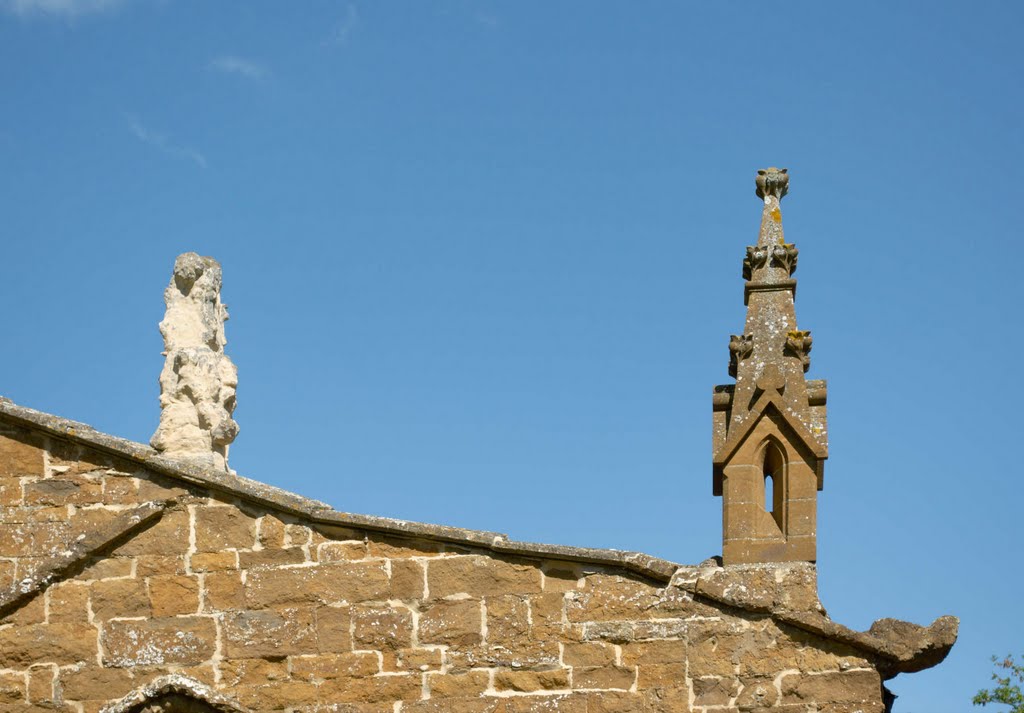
[742, 246, 769, 280]
[784, 330, 813, 372]
[771, 243, 799, 275]
[728, 334, 754, 377]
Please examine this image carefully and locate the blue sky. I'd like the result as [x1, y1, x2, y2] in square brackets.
[1, 2, 1021, 710]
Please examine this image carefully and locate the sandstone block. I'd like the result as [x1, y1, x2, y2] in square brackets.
[0, 623, 97, 667]
[582, 621, 634, 644]
[500, 695, 589, 713]
[636, 663, 688, 689]
[309, 523, 366, 545]
[405, 697, 496, 713]
[148, 574, 200, 616]
[316, 604, 352, 653]
[485, 594, 530, 646]
[221, 607, 317, 658]
[194, 506, 256, 552]
[735, 676, 778, 709]
[632, 619, 688, 641]
[543, 565, 583, 592]
[426, 669, 490, 698]
[190, 550, 237, 572]
[246, 561, 390, 608]
[79, 556, 133, 581]
[135, 555, 187, 577]
[24, 478, 102, 507]
[390, 559, 425, 600]
[0, 432, 44, 477]
[564, 642, 616, 667]
[780, 670, 882, 706]
[291, 652, 379, 681]
[0, 559, 12, 591]
[352, 605, 413, 651]
[428, 556, 542, 599]
[114, 509, 189, 557]
[692, 676, 739, 707]
[203, 571, 245, 611]
[91, 577, 150, 619]
[319, 673, 421, 704]
[317, 541, 368, 562]
[46, 438, 124, 475]
[0, 522, 67, 558]
[48, 582, 90, 623]
[0, 673, 25, 704]
[27, 665, 55, 704]
[494, 668, 570, 692]
[258, 515, 287, 548]
[566, 573, 666, 623]
[3, 592, 45, 626]
[137, 474, 192, 501]
[285, 523, 312, 546]
[529, 592, 567, 639]
[794, 644, 870, 674]
[384, 647, 443, 673]
[447, 640, 560, 671]
[58, 667, 134, 701]
[101, 474, 138, 505]
[418, 598, 482, 647]
[366, 535, 445, 559]
[102, 616, 217, 667]
[577, 690, 638, 713]
[235, 680, 318, 710]
[219, 657, 289, 687]
[238, 547, 306, 570]
[573, 666, 635, 691]
[641, 685, 691, 712]
[688, 619, 746, 677]
[0, 477, 20, 507]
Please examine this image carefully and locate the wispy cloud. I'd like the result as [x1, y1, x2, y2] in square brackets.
[127, 116, 207, 169]
[325, 3, 358, 46]
[209, 55, 267, 80]
[476, 12, 499, 29]
[1, 0, 124, 17]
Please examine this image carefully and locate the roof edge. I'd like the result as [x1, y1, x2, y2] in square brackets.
[0, 396, 681, 583]
[0, 395, 957, 674]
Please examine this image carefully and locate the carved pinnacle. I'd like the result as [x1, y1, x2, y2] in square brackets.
[755, 167, 789, 201]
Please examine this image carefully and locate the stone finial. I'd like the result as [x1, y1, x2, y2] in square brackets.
[755, 167, 789, 201]
[150, 253, 239, 471]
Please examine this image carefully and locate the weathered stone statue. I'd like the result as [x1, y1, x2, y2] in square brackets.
[150, 252, 238, 471]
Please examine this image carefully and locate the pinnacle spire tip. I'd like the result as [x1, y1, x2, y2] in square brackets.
[755, 167, 789, 201]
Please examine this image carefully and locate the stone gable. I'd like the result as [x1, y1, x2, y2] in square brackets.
[0, 169, 956, 712]
[0, 405, 954, 713]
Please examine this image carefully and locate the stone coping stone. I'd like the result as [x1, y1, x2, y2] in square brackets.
[0, 396, 679, 582]
[0, 395, 958, 676]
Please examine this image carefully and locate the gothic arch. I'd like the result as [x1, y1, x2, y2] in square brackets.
[759, 436, 787, 533]
[100, 676, 248, 713]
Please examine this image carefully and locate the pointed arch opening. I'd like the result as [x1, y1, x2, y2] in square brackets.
[100, 676, 248, 713]
[761, 439, 786, 532]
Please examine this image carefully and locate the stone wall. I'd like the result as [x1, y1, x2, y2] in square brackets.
[0, 420, 928, 713]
